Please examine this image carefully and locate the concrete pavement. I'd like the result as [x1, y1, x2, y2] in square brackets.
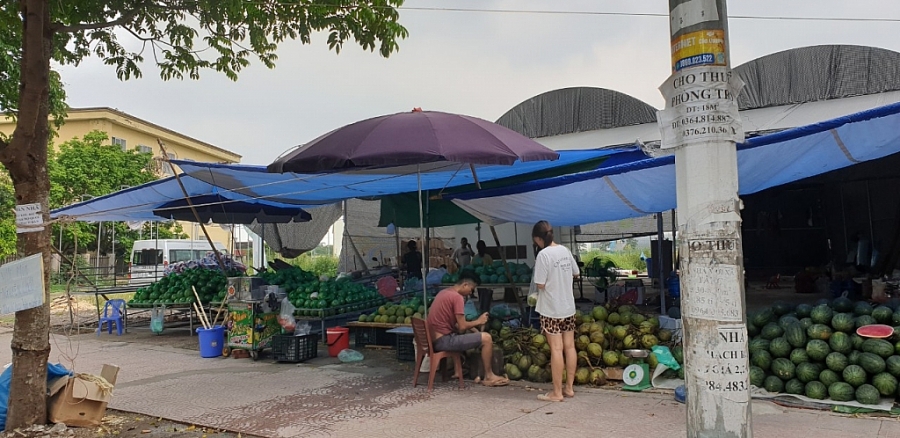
[1, 327, 899, 438]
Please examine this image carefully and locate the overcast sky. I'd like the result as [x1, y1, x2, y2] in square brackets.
[56, 0, 900, 165]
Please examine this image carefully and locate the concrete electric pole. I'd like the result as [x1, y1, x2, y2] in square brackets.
[660, 1, 751, 437]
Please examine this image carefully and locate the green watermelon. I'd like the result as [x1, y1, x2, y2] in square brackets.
[795, 303, 814, 318]
[772, 358, 796, 381]
[886, 355, 900, 377]
[825, 352, 849, 373]
[872, 372, 898, 396]
[831, 297, 854, 313]
[772, 301, 794, 316]
[747, 321, 759, 337]
[810, 304, 834, 325]
[807, 324, 833, 341]
[761, 323, 784, 340]
[784, 323, 807, 348]
[829, 382, 856, 401]
[749, 338, 771, 356]
[893, 310, 900, 326]
[805, 381, 828, 400]
[862, 339, 895, 359]
[784, 378, 805, 395]
[799, 318, 814, 330]
[854, 301, 873, 316]
[843, 364, 868, 387]
[819, 369, 841, 387]
[855, 383, 880, 405]
[769, 337, 792, 358]
[796, 362, 821, 383]
[764, 375, 784, 393]
[851, 334, 866, 350]
[806, 339, 831, 361]
[790, 348, 810, 365]
[859, 352, 887, 374]
[873, 306, 894, 324]
[751, 350, 773, 371]
[831, 313, 856, 333]
[848, 350, 862, 366]
[856, 315, 877, 329]
[749, 366, 766, 388]
[752, 308, 775, 328]
[829, 332, 853, 354]
[778, 315, 800, 330]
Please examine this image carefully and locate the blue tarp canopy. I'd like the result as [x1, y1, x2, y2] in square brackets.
[51, 149, 627, 222]
[52, 101, 900, 227]
[449, 101, 900, 226]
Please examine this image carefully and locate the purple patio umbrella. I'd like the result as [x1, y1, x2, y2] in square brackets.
[267, 109, 559, 173]
[268, 109, 559, 313]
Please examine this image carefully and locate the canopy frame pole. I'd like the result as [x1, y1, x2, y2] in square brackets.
[418, 166, 428, 317]
[469, 164, 526, 317]
[657, 212, 666, 315]
[158, 140, 229, 277]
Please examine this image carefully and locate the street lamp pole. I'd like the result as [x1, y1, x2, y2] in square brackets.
[661, 1, 750, 436]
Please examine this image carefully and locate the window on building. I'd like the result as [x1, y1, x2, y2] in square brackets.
[162, 152, 177, 175]
[111, 137, 127, 151]
[137, 145, 152, 154]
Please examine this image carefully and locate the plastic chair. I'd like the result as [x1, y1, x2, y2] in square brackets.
[98, 299, 126, 336]
[411, 317, 464, 392]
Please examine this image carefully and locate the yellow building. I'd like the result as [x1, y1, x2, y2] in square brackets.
[0, 107, 243, 249]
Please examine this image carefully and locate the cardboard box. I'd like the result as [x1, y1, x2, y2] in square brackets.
[603, 367, 624, 381]
[48, 364, 119, 428]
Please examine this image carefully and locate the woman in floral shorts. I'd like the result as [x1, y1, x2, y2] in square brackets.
[532, 220, 580, 402]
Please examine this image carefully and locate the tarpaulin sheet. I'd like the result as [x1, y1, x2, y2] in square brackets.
[450, 101, 900, 226]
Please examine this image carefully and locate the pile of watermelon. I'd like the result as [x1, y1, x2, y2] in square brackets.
[441, 260, 532, 285]
[749, 297, 900, 405]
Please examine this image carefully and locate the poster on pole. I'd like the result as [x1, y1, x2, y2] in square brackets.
[0, 254, 45, 314]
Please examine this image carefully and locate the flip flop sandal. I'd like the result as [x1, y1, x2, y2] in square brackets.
[482, 377, 509, 387]
[537, 393, 563, 402]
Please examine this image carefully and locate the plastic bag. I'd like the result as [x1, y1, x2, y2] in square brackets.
[426, 268, 448, 285]
[464, 300, 479, 321]
[527, 280, 538, 307]
[278, 297, 296, 332]
[294, 322, 311, 336]
[338, 349, 364, 363]
[651, 345, 681, 371]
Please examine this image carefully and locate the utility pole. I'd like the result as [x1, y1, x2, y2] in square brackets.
[659, 1, 750, 437]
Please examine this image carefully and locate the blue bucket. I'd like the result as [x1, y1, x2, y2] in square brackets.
[196, 325, 225, 358]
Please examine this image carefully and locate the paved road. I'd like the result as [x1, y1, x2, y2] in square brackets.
[1, 327, 898, 438]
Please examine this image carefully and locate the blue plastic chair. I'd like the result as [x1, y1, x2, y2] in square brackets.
[98, 299, 126, 336]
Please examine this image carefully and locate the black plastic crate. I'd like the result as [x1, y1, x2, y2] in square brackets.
[272, 333, 319, 363]
[396, 333, 415, 362]
[354, 326, 396, 347]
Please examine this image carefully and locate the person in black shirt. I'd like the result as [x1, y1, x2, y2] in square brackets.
[402, 240, 423, 280]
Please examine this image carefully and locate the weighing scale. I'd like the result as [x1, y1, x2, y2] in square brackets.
[622, 349, 652, 392]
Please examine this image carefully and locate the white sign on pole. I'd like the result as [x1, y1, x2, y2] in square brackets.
[657, 65, 745, 150]
[15, 203, 44, 233]
[0, 254, 45, 314]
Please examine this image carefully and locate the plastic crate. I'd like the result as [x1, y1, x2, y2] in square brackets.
[353, 327, 396, 347]
[272, 333, 319, 363]
[396, 333, 415, 362]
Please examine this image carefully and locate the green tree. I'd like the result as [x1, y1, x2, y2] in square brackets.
[0, 170, 15, 257]
[0, 1, 406, 428]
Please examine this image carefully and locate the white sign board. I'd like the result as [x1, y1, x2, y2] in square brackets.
[15, 203, 43, 233]
[688, 323, 750, 402]
[0, 254, 45, 314]
[658, 65, 745, 149]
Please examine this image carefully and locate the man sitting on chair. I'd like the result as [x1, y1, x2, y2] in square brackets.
[426, 271, 509, 387]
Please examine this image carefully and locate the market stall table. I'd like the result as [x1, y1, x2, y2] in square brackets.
[75, 286, 210, 336]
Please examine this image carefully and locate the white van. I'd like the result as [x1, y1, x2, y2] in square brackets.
[129, 239, 227, 285]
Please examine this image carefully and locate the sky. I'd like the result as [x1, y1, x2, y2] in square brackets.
[55, 0, 900, 165]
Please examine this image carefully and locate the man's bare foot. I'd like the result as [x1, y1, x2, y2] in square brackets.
[538, 393, 564, 402]
[563, 387, 575, 398]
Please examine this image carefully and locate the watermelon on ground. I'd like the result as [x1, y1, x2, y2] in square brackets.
[764, 375, 784, 393]
[855, 384, 881, 405]
[819, 369, 841, 387]
[872, 372, 898, 396]
[843, 364, 868, 388]
[805, 381, 828, 400]
[829, 382, 856, 401]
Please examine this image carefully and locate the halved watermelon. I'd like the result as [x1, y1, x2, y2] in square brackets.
[857, 324, 895, 339]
